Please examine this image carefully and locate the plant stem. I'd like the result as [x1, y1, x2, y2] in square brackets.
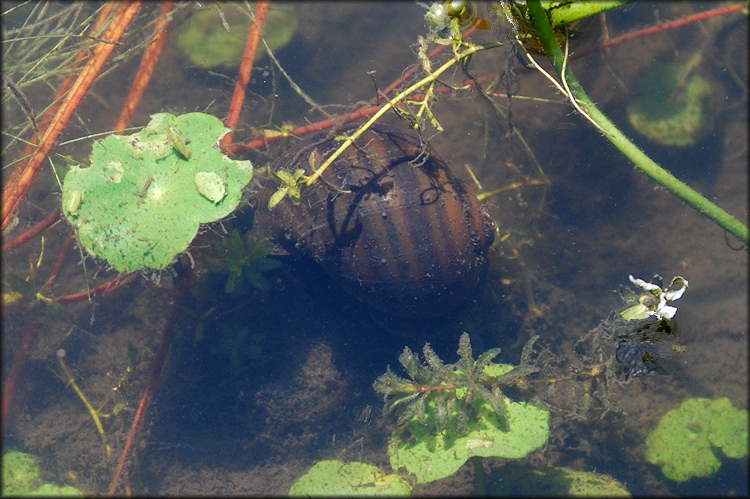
[1, 2, 142, 232]
[472, 456, 487, 495]
[221, 0, 270, 147]
[304, 41, 502, 187]
[114, 1, 175, 133]
[544, 0, 628, 28]
[525, 1, 748, 244]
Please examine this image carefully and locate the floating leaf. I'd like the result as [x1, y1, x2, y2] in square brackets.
[175, 4, 298, 70]
[289, 460, 412, 496]
[627, 64, 714, 147]
[375, 333, 548, 483]
[646, 397, 748, 482]
[62, 113, 252, 273]
[488, 462, 631, 496]
[389, 397, 549, 483]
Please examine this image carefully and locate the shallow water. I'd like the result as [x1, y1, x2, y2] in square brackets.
[2, 2, 747, 495]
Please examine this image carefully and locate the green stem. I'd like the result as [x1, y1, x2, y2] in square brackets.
[526, 1, 748, 244]
[472, 456, 487, 495]
[544, 0, 628, 28]
[305, 41, 502, 187]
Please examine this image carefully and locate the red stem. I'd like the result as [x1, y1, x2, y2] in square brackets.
[114, 1, 176, 133]
[108, 265, 192, 496]
[1, 322, 37, 429]
[54, 273, 138, 304]
[225, 3, 744, 157]
[42, 229, 75, 291]
[571, 3, 746, 61]
[221, 1, 270, 147]
[2, 3, 115, 214]
[2, 210, 61, 252]
[1, 2, 142, 232]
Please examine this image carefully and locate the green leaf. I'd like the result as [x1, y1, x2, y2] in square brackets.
[389, 399, 549, 483]
[268, 187, 288, 210]
[707, 398, 749, 459]
[646, 397, 748, 481]
[62, 113, 253, 273]
[206, 231, 280, 293]
[289, 460, 412, 496]
[542, 1, 628, 28]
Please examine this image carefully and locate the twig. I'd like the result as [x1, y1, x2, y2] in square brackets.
[54, 273, 138, 304]
[1, 3, 115, 231]
[571, 3, 746, 61]
[1, 323, 37, 427]
[57, 348, 112, 456]
[2, 210, 61, 252]
[42, 228, 75, 291]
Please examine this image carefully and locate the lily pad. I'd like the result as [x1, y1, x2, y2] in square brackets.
[389, 391, 549, 483]
[707, 398, 749, 459]
[62, 112, 252, 273]
[175, 4, 298, 70]
[627, 64, 713, 147]
[645, 397, 748, 482]
[488, 462, 631, 496]
[2, 451, 84, 497]
[288, 460, 412, 496]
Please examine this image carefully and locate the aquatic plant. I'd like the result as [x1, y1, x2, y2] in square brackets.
[374, 333, 549, 483]
[288, 460, 412, 497]
[488, 462, 630, 496]
[627, 63, 714, 147]
[205, 230, 280, 293]
[174, 4, 298, 70]
[61, 112, 253, 273]
[2, 451, 84, 497]
[645, 397, 748, 482]
[523, 0, 747, 243]
[619, 274, 688, 322]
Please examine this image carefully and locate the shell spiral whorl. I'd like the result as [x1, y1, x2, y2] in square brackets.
[253, 124, 495, 318]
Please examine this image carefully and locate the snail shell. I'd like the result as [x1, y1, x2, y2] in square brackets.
[253, 124, 495, 318]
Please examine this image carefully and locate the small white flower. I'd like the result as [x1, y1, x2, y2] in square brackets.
[620, 275, 688, 321]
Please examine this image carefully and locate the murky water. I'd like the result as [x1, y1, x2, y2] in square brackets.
[2, 2, 746, 495]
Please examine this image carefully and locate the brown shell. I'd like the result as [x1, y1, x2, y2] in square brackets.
[254, 124, 495, 318]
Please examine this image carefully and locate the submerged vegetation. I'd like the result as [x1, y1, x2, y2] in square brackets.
[374, 333, 549, 483]
[373, 333, 540, 434]
[205, 230, 280, 294]
[2, 1, 746, 496]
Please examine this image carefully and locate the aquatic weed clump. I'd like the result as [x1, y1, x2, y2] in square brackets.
[374, 333, 539, 434]
[374, 333, 549, 483]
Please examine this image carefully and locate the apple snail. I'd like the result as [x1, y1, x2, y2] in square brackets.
[253, 124, 495, 318]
